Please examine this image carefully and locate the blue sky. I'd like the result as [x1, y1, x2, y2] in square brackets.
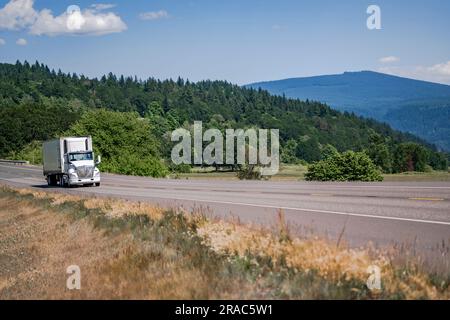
[0, 0, 449, 84]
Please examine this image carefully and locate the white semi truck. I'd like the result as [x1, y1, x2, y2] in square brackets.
[43, 137, 101, 187]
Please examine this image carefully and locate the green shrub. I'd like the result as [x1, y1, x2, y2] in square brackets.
[236, 165, 262, 180]
[305, 151, 383, 181]
[428, 150, 448, 171]
[9, 140, 42, 164]
[66, 109, 168, 178]
[168, 163, 192, 174]
[365, 132, 393, 173]
[320, 144, 339, 160]
[102, 154, 168, 177]
[281, 139, 298, 164]
[392, 142, 428, 173]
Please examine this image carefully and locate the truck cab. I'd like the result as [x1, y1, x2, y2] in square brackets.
[64, 150, 101, 187]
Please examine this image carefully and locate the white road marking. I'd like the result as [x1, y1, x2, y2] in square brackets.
[94, 187, 450, 226]
[1, 167, 450, 226]
[1, 164, 450, 190]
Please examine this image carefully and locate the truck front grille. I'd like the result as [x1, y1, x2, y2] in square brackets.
[76, 166, 94, 179]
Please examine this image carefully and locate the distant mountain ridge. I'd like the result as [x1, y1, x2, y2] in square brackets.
[247, 71, 450, 151]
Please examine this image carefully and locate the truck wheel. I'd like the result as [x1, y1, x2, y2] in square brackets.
[95, 183, 101, 187]
[47, 175, 57, 186]
[60, 175, 69, 188]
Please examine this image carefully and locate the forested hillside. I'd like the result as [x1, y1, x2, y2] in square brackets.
[0, 61, 447, 175]
[248, 71, 450, 151]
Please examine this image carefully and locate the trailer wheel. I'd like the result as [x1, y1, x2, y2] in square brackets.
[47, 175, 58, 186]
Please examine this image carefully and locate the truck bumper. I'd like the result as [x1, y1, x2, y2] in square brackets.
[69, 176, 100, 186]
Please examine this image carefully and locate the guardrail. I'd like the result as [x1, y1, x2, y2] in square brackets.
[0, 159, 30, 165]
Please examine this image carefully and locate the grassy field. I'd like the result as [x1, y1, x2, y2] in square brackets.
[174, 164, 449, 182]
[174, 164, 308, 181]
[0, 185, 448, 299]
[382, 171, 450, 182]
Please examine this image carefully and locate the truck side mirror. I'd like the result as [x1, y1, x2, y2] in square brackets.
[96, 155, 101, 165]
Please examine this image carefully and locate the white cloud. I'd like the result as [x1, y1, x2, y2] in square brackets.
[0, 38, 5, 45]
[428, 61, 450, 76]
[379, 56, 399, 64]
[0, 0, 37, 30]
[379, 60, 450, 85]
[30, 8, 127, 36]
[139, 10, 169, 21]
[0, 0, 126, 36]
[90, 3, 117, 11]
[16, 38, 27, 45]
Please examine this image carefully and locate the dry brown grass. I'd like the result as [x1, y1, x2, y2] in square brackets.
[1, 185, 449, 300]
[0, 186, 257, 299]
[197, 217, 447, 299]
[14, 188, 165, 221]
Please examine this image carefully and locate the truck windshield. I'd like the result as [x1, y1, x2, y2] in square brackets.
[69, 152, 93, 162]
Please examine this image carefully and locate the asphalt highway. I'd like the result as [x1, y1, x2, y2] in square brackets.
[1, 163, 449, 270]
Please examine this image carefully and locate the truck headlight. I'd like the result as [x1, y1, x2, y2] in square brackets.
[69, 166, 78, 178]
[94, 168, 100, 176]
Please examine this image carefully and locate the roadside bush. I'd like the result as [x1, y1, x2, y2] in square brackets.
[305, 151, 383, 181]
[428, 150, 448, 171]
[392, 142, 428, 173]
[320, 144, 339, 160]
[8, 140, 42, 164]
[168, 163, 192, 174]
[66, 109, 169, 178]
[102, 154, 168, 177]
[366, 133, 393, 173]
[236, 165, 262, 180]
[281, 139, 298, 164]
